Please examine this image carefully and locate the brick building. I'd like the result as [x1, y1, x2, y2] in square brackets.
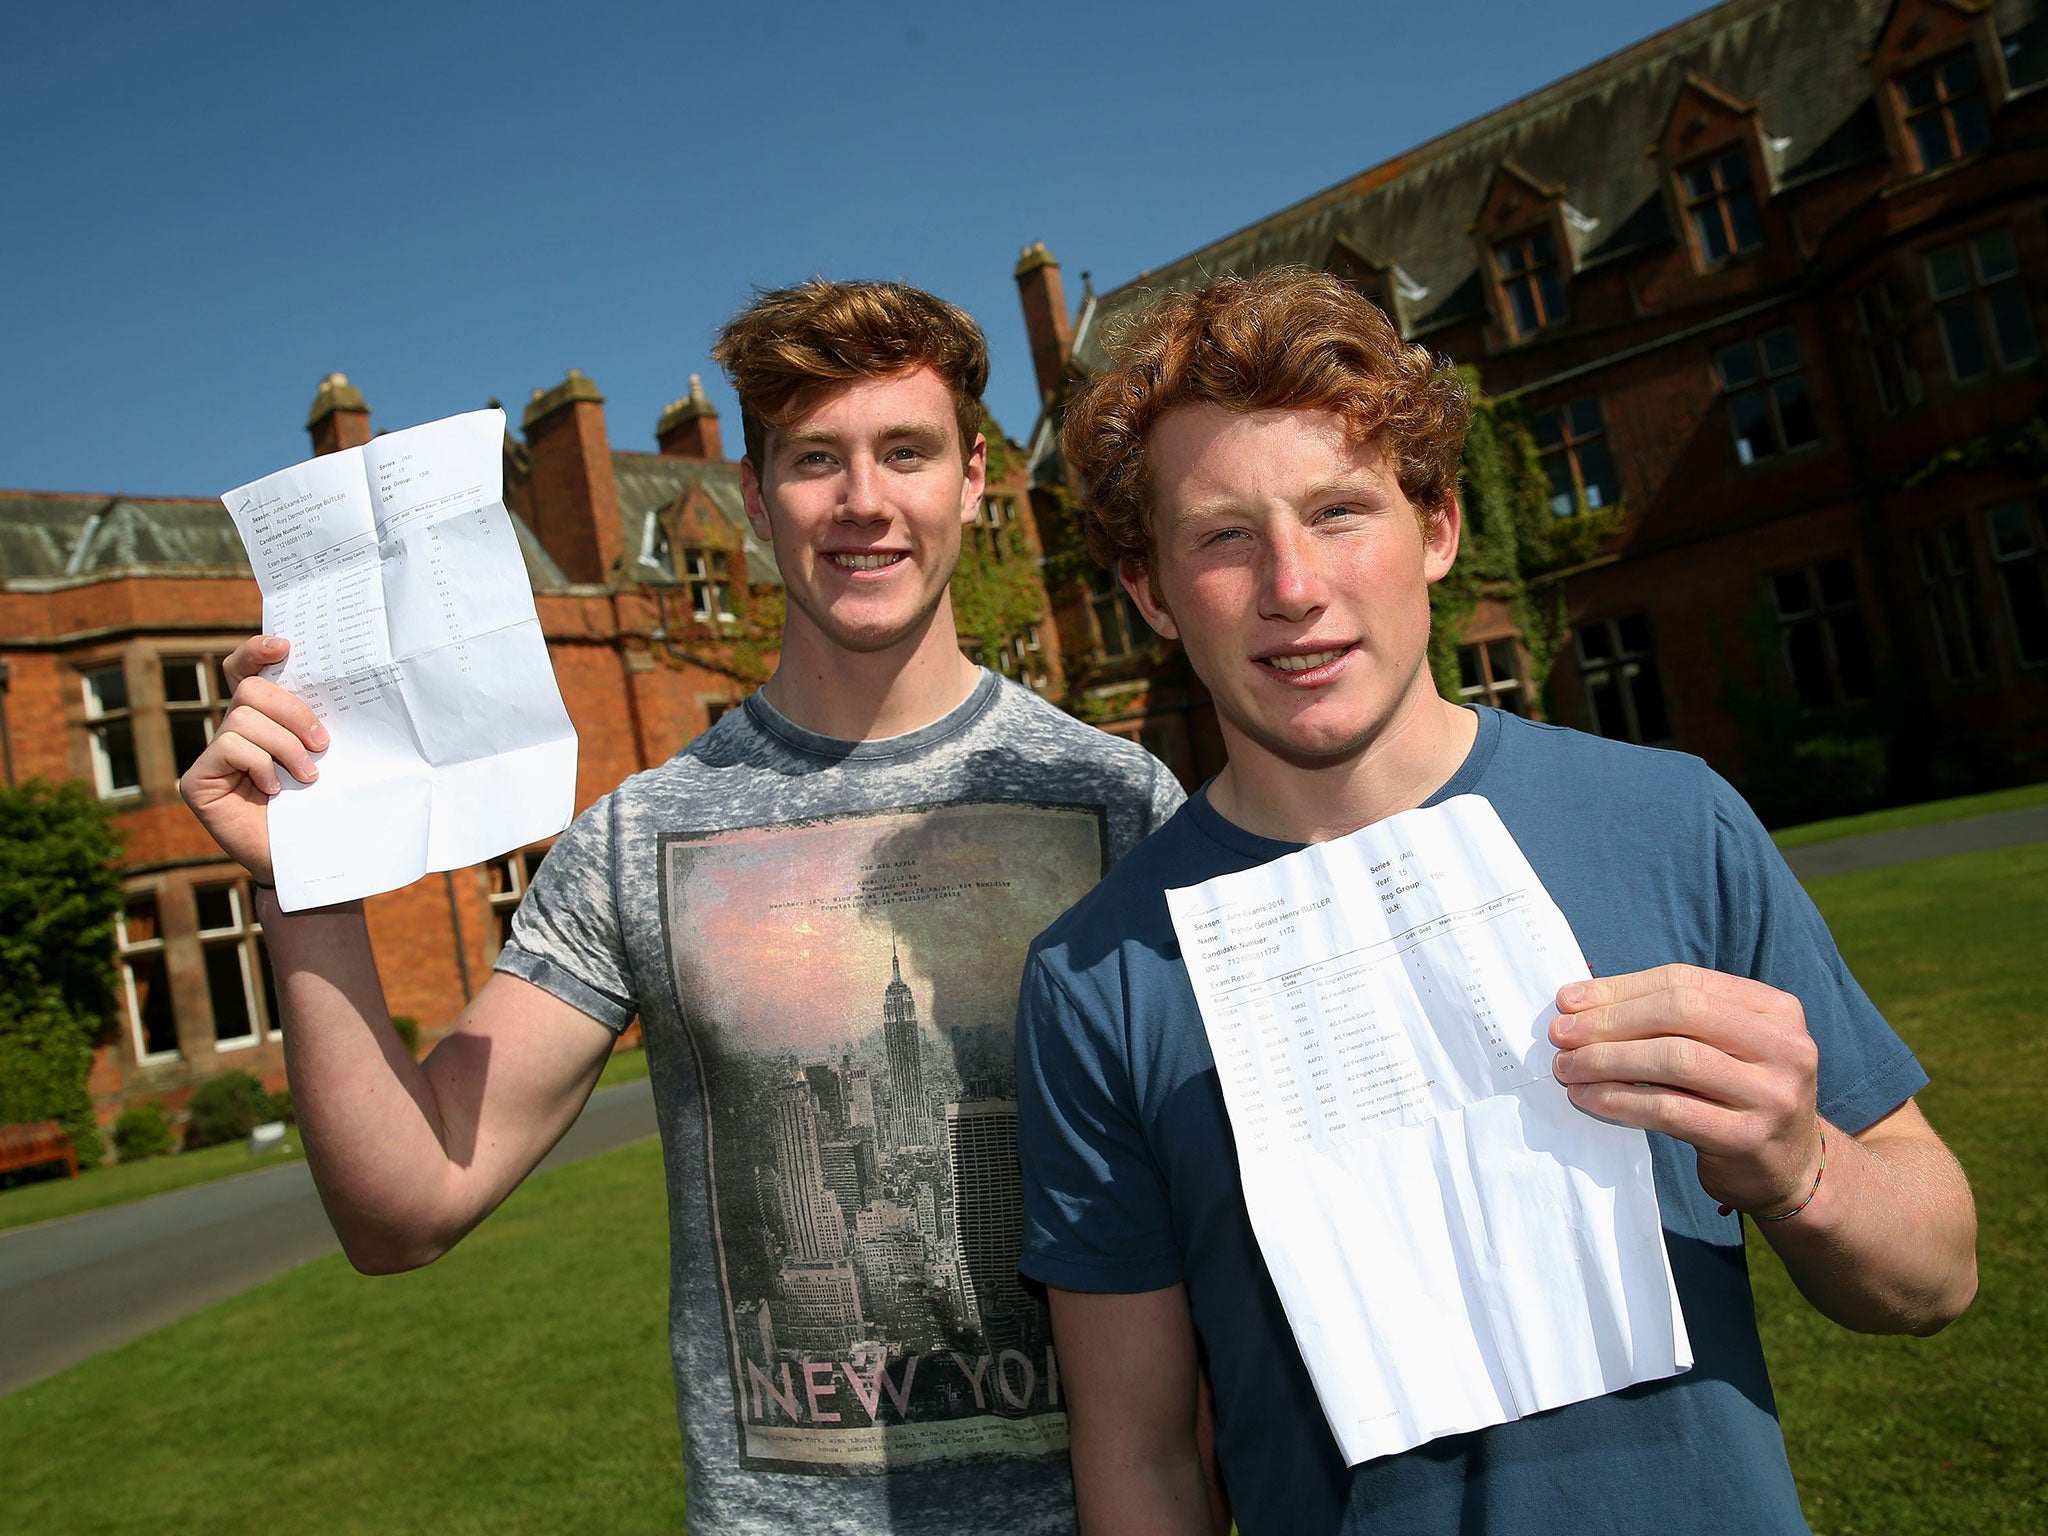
[1015, 0, 2048, 813]
[0, 369, 1053, 1134]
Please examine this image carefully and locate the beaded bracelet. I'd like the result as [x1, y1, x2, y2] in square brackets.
[1719, 1121, 1827, 1221]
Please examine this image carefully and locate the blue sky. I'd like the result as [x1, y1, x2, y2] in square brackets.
[3, 0, 1711, 498]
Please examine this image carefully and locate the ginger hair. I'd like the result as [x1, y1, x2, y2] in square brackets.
[711, 278, 989, 466]
[1062, 267, 1471, 573]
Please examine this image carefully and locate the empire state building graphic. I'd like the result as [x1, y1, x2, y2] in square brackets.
[882, 940, 933, 1149]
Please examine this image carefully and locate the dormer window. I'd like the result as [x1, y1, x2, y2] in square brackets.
[1897, 50, 1991, 170]
[1679, 150, 1763, 266]
[1494, 229, 1568, 336]
[686, 549, 735, 623]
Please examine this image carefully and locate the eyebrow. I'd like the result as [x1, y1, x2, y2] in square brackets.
[1174, 477, 1389, 522]
[778, 419, 953, 449]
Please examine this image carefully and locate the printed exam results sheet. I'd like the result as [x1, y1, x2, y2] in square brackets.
[222, 409, 576, 912]
[1165, 795, 1691, 1464]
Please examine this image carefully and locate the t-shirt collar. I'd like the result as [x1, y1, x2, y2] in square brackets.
[1187, 704, 1504, 859]
[741, 668, 1001, 762]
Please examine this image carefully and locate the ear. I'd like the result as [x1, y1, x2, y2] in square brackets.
[1422, 491, 1463, 585]
[740, 458, 773, 543]
[959, 431, 989, 526]
[1119, 556, 1180, 641]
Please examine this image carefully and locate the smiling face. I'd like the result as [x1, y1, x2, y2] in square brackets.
[742, 365, 986, 662]
[1127, 404, 1459, 777]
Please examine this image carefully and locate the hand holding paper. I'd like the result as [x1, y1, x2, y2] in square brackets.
[1164, 794, 1691, 1465]
[208, 409, 578, 912]
[1551, 964, 1825, 1217]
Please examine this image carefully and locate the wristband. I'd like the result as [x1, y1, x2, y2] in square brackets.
[1719, 1120, 1827, 1221]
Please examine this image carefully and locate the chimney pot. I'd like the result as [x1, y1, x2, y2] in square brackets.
[657, 372, 723, 459]
[307, 372, 371, 456]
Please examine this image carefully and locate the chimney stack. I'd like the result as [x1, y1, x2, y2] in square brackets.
[521, 369, 624, 586]
[656, 374, 723, 460]
[1013, 242, 1074, 410]
[307, 373, 371, 456]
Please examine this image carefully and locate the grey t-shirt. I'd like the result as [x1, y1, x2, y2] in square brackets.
[497, 670, 1183, 1536]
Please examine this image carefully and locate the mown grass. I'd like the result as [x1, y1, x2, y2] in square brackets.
[1771, 779, 2048, 850]
[0, 1044, 651, 1236]
[0, 1135, 681, 1535]
[1754, 842, 2046, 1535]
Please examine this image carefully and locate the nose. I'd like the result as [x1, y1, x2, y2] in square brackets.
[839, 452, 886, 523]
[1258, 522, 1327, 623]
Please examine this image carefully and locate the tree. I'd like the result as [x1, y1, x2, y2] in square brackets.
[0, 778, 124, 1167]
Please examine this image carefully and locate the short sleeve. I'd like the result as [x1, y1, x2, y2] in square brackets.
[1015, 945, 1184, 1293]
[494, 794, 638, 1033]
[1710, 777, 1928, 1134]
[1147, 759, 1189, 833]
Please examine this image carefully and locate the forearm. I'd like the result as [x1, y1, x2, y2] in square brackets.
[261, 889, 473, 1271]
[1759, 1112, 1977, 1335]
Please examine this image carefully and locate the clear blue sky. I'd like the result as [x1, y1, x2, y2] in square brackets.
[3, 0, 1712, 499]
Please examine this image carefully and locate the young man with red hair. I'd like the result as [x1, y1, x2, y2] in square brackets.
[180, 279, 1183, 1535]
[1015, 268, 1977, 1535]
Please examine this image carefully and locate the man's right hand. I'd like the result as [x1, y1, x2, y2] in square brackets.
[175, 635, 328, 886]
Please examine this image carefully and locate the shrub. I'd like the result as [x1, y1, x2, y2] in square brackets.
[114, 1102, 175, 1161]
[388, 1015, 419, 1055]
[267, 1086, 294, 1124]
[182, 1071, 273, 1150]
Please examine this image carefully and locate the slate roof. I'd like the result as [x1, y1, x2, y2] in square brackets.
[609, 451, 783, 588]
[1073, 0, 2045, 370]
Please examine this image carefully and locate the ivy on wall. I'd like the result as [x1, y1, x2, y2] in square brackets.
[1438, 368, 1622, 709]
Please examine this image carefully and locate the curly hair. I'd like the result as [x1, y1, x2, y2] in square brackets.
[1062, 267, 1471, 572]
[711, 278, 989, 466]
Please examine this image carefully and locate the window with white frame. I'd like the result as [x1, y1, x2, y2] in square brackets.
[82, 664, 140, 798]
[1717, 328, 1820, 465]
[118, 893, 179, 1062]
[686, 549, 735, 622]
[1457, 639, 1528, 715]
[486, 846, 551, 956]
[1926, 229, 2038, 384]
[972, 496, 1016, 561]
[1576, 615, 1672, 745]
[1770, 559, 1875, 709]
[163, 656, 231, 777]
[1986, 502, 2048, 668]
[1916, 522, 1990, 682]
[196, 883, 272, 1048]
[1531, 398, 1620, 517]
[1854, 281, 1925, 415]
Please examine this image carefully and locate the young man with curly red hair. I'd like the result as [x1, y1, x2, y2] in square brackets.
[1014, 267, 1977, 1535]
[179, 279, 1185, 1535]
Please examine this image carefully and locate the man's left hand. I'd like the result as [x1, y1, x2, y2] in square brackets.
[1549, 964, 1824, 1217]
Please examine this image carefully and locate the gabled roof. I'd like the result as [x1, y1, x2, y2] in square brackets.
[1075, 0, 2041, 366]
[609, 451, 783, 588]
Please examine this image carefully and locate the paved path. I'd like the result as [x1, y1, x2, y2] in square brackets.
[4, 805, 2043, 1400]
[1778, 804, 2048, 880]
[0, 1075, 657, 1397]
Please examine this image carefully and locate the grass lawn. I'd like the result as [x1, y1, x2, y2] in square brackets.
[0, 1044, 651, 1237]
[1754, 841, 2046, 1535]
[1771, 778, 2048, 850]
[0, 1135, 682, 1535]
[0, 848, 2036, 1534]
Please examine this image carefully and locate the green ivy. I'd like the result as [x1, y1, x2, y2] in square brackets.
[952, 520, 1051, 670]
[1901, 413, 2048, 489]
[1437, 369, 1622, 706]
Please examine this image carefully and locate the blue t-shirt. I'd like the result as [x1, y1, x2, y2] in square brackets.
[1015, 709, 1927, 1536]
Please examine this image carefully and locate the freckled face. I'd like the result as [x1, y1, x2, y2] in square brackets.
[742, 366, 985, 658]
[1127, 405, 1458, 771]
